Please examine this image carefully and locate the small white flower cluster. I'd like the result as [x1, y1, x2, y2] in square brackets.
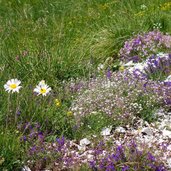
[70, 71, 159, 124]
[4, 79, 51, 96]
[129, 103, 143, 114]
[140, 4, 147, 10]
[153, 23, 162, 30]
[97, 63, 104, 71]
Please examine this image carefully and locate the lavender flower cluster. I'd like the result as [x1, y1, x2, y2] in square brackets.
[22, 130, 167, 171]
[17, 122, 47, 146]
[145, 53, 171, 79]
[89, 141, 166, 171]
[144, 54, 171, 106]
[124, 53, 171, 106]
[119, 31, 171, 63]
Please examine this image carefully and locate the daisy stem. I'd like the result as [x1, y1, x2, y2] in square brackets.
[6, 94, 11, 129]
[15, 94, 19, 124]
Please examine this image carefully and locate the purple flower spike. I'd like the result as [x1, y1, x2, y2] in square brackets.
[147, 152, 155, 162]
[106, 163, 115, 171]
[164, 81, 171, 86]
[38, 132, 44, 141]
[106, 68, 112, 80]
[165, 98, 171, 105]
[16, 110, 21, 116]
[132, 56, 140, 63]
[56, 136, 65, 151]
[89, 161, 96, 169]
[122, 165, 129, 171]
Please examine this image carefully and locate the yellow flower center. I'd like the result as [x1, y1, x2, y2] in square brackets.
[40, 88, 46, 94]
[10, 84, 17, 89]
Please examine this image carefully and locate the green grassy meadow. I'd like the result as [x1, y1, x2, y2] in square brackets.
[1, 0, 171, 170]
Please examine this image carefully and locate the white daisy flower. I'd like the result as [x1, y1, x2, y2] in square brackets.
[38, 80, 46, 86]
[4, 78, 22, 93]
[34, 80, 51, 96]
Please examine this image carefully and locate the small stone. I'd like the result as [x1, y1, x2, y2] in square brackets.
[78, 145, 86, 151]
[154, 108, 165, 117]
[162, 130, 171, 138]
[141, 127, 153, 136]
[87, 154, 94, 160]
[21, 166, 31, 171]
[165, 75, 171, 81]
[80, 138, 91, 146]
[115, 126, 126, 133]
[167, 145, 171, 151]
[123, 61, 135, 67]
[167, 158, 171, 168]
[101, 126, 112, 136]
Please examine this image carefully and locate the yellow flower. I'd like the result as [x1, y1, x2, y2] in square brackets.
[67, 111, 73, 117]
[160, 2, 171, 11]
[55, 99, 61, 107]
[99, 3, 108, 10]
[119, 66, 125, 71]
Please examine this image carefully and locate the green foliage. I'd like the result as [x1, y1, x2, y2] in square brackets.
[1, 0, 171, 82]
[135, 94, 159, 122]
[0, 129, 23, 170]
[0, 0, 171, 170]
[74, 112, 116, 139]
